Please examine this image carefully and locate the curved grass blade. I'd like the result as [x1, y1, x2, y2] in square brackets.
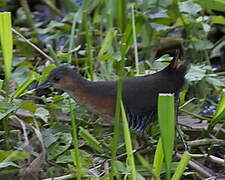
[208, 89, 225, 132]
[10, 72, 38, 102]
[79, 127, 104, 153]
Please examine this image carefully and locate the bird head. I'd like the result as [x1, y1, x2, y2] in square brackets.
[37, 66, 77, 91]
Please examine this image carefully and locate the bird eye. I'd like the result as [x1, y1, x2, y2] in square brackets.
[53, 76, 60, 83]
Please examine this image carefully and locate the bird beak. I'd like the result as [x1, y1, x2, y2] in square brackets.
[36, 80, 51, 90]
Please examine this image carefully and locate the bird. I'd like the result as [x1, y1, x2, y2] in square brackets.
[37, 56, 186, 134]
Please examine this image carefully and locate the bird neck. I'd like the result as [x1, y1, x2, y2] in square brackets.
[69, 71, 92, 92]
[66, 73, 115, 119]
[65, 72, 93, 101]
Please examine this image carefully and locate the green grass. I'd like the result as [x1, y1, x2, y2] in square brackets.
[0, 0, 225, 179]
[0, 12, 13, 98]
[152, 138, 164, 178]
[120, 100, 137, 179]
[171, 152, 191, 180]
[158, 94, 175, 179]
[69, 99, 82, 180]
[0, 12, 13, 148]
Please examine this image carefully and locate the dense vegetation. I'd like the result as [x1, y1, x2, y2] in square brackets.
[0, 0, 225, 179]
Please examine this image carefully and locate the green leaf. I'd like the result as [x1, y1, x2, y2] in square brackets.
[10, 72, 38, 101]
[150, 23, 172, 32]
[40, 64, 56, 82]
[19, 100, 37, 114]
[0, 151, 30, 162]
[98, 28, 117, 57]
[57, 46, 80, 58]
[34, 107, 49, 123]
[211, 15, 225, 25]
[185, 65, 206, 82]
[79, 127, 104, 153]
[56, 150, 74, 164]
[115, 160, 127, 173]
[208, 89, 225, 131]
[0, 162, 20, 168]
[178, 0, 202, 14]
[206, 77, 225, 88]
[11, 67, 30, 86]
[194, 0, 225, 12]
[37, 20, 71, 33]
[193, 40, 214, 50]
[98, 53, 113, 61]
[42, 125, 71, 148]
[56, 149, 91, 165]
[0, 100, 11, 112]
[147, 8, 169, 19]
[14, 39, 38, 58]
[43, 132, 60, 148]
[0, 105, 17, 120]
[48, 133, 72, 160]
[174, 15, 191, 26]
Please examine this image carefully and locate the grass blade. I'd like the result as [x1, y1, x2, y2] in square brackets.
[208, 89, 225, 132]
[171, 152, 191, 180]
[68, 9, 82, 64]
[116, 0, 127, 32]
[110, 31, 127, 179]
[98, 28, 117, 57]
[152, 138, 164, 179]
[69, 99, 82, 180]
[10, 72, 37, 101]
[79, 127, 104, 153]
[0, 12, 13, 97]
[131, 4, 139, 74]
[0, 80, 3, 91]
[158, 93, 175, 180]
[137, 153, 160, 180]
[120, 100, 137, 180]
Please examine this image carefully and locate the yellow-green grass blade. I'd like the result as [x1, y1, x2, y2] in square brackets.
[0, 12, 13, 96]
[68, 9, 82, 64]
[171, 152, 191, 180]
[69, 99, 82, 180]
[110, 29, 127, 179]
[116, 0, 127, 32]
[152, 138, 164, 179]
[131, 4, 139, 75]
[10, 72, 37, 101]
[110, 89, 121, 179]
[79, 127, 104, 153]
[120, 100, 137, 180]
[208, 89, 225, 132]
[98, 28, 117, 57]
[158, 93, 175, 180]
[0, 80, 3, 90]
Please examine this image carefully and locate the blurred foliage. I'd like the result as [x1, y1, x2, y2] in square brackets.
[0, 0, 225, 179]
